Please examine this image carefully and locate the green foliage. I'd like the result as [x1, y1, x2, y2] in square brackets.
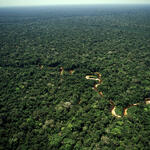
[0, 5, 150, 150]
[48, 134, 63, 149]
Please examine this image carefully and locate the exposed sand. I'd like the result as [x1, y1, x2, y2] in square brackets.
[85, 74, 103, 97]
[111, 106, 122, 118]
[146, 100, 150, 105]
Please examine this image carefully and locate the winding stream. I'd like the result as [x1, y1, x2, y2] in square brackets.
[85, 72, 150, 118]
[60, 67, 75, 75]
[60, 67, 150, 118]
[85, 73, 103, 97]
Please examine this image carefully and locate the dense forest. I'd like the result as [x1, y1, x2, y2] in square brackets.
[0, 5, 150, 150]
